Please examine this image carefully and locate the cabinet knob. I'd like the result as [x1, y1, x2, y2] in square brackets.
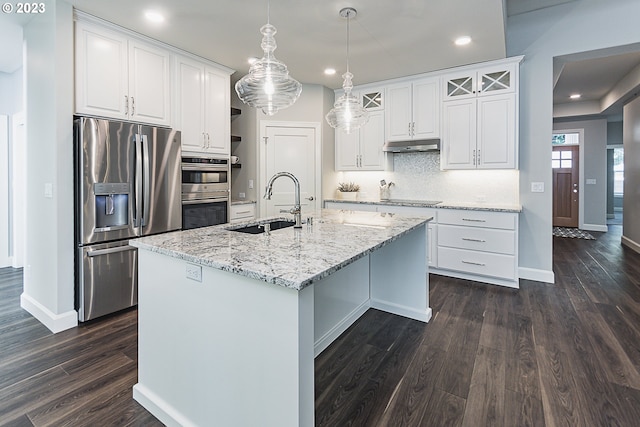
[306, 196, 315, 201]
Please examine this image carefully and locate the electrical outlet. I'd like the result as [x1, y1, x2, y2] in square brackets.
[586, 179, 596, 185]
[239, 192, 246, 199]
[185, 263, 202, 282]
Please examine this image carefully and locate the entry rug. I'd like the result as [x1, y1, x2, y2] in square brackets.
[553, 227, 596, 240]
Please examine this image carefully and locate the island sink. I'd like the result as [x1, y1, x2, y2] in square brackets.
[228, 219, 296, 234]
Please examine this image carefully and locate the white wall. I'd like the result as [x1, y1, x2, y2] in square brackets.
[506, 0, 640, 282]
[0, 69, 23, 114]
[21, 0, 77, 332]
[623, 96, 640, 252]
[553, 119, 607, 230]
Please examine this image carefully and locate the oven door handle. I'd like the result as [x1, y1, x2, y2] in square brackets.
[181, 164, 228, 172]
[182, 198, 229, 205]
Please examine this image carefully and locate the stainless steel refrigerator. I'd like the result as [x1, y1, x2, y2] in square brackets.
[74, 117, 181, 321]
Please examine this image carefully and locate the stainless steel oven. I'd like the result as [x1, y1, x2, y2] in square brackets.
[181, 156, 230, 230]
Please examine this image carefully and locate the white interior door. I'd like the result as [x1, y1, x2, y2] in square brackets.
[261, 122, 321, 218]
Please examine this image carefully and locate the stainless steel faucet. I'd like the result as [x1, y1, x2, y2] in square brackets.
[264, 172, 303, 228]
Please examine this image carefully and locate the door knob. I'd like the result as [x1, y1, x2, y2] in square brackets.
[306, 196, 315, 201]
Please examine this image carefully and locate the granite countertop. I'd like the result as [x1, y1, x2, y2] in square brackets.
[130, 209, 432, 291]
[324, 198, 522, 213]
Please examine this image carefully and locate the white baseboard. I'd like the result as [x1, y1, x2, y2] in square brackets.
[581, 223, 608, 232]
[20, 292, 77, 333]
[313, 301, 369, 358]
[622, 235, 640, 254]
[370, 299, 433, 323]
[133, 384, 196, 427]
[518, 267, 555, 284]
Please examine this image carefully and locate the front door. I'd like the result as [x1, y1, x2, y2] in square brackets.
[261, 123, 320, 217]
[552, 145, 579, 227]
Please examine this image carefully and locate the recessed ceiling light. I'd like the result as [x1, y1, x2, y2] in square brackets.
[144, 10, 165, 23]
[454, 36, 472, 46]
[248, 57, 259, 65]
[570, 94, 581, 99]
[324, 68, 336, 76]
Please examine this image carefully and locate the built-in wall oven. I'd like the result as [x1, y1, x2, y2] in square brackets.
[181, 156, 230, 230]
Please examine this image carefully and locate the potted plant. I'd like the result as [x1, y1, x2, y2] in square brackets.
[337, 182, 360, 200]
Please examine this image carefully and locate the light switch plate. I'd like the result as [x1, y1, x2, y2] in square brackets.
[248, 179, 254, 189]
[531, 182, 544, 193]
[185, 263, 202, 282]
[586, 179, 596, 185]
[44, 183, 53, 198]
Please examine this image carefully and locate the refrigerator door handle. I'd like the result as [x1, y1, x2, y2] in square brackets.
[87, 245, 136, 257]
[134, 133, 143, 227]
[142, 134, 151, 227]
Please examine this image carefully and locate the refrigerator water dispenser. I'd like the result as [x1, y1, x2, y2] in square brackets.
[94, 183, 130, 231]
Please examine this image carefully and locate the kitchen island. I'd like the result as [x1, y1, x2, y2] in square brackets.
[130, 209, 432, 427]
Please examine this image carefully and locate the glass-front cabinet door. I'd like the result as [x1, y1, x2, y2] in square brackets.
[443, 62, 516, 100]
[361, 89, 384, 111]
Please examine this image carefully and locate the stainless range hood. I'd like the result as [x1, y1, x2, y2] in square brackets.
[382, 138, 440, 153]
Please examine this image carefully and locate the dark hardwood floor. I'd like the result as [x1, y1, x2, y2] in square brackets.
[2, 224, 640, 426]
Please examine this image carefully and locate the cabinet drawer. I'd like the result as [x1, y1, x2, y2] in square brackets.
[230, 204, 256, 223]
[438, 224, 515, 255]
[437, 246, 516, 280]
[438, 209, 515, 230]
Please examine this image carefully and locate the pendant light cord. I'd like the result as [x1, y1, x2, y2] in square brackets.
[267, 0, 270, 24]
[345, 10, 350, 74]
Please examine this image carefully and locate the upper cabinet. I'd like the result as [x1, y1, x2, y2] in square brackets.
[385, 76, 440, 142]
[75, 20, 171, 127]
[441, 58, 521, 170]
[335, 89, 386, 171]
[176, 55, 230, 155]
[443, 62, 517, 100]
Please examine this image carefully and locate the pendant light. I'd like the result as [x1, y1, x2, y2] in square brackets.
[326, 7, 369, 134]
[235, 0, 302, 116]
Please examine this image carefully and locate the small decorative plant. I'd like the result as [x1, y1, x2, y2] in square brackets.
[337, 182, 360, 192]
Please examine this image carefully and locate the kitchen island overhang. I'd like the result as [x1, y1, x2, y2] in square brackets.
[130, 209, 432, 427]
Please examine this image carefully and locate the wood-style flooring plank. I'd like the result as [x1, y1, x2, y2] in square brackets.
[461, 345, 506, 427]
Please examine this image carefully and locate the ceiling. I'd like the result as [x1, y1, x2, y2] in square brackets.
[2, 0, 637, 120]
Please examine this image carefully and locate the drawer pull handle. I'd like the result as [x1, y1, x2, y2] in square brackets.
[462, 218, 486, 222]
[462, 238, 486, 242]
[462, 260, 486, 266]
[235, 210, 251, 215]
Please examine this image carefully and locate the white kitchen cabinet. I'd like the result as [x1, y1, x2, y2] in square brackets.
[441, 57, 521, 170]
[442, 62, 517, 100]
[230, 203, 256, 223]
[386, 76, 440, 142]
[335, 94, 385, 171]
[333, 88, 385, 171]
[75, 20, 171, 126]
[442, 93, 516, 169]
[433, 209, 519, 288]
[176, 56, 230, 155]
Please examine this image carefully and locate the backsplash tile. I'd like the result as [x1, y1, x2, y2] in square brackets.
[338, 152, 519, 205]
